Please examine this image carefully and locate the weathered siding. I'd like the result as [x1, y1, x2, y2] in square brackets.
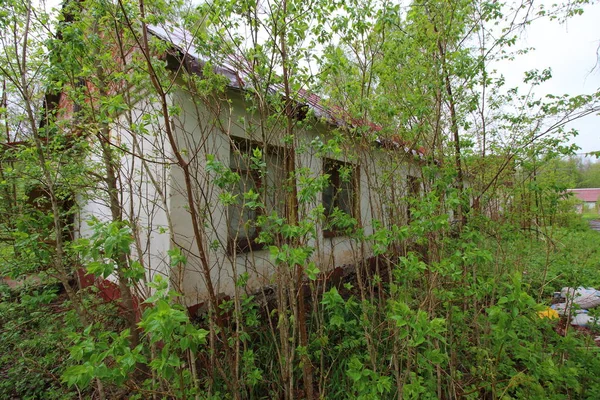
[168, 88, 416, 305]
[76, 85, 419, 305]
[75, 96, 172, 294]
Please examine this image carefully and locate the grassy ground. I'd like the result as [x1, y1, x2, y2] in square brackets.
[581, 211, 599, 221]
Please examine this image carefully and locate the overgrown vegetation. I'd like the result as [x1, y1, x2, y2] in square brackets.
[4, 217, 600, 399]
[1, 0, 600, 398]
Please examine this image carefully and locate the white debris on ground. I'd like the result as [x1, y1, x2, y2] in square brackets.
[551, 287, 600, 327]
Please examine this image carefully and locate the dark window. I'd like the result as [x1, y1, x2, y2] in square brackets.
[228, 139, 285, 253]
[406, 175, 420, 222]
[322, 159, 358, 237]
[73, 78, 86, 116]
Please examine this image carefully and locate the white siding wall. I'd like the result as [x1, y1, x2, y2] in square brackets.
[169, 88, 416, 305]
[77, 87, 417, 305]
[75, 97, 172, 293]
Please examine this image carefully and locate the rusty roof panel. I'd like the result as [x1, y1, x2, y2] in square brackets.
[147, 23, 425, 158]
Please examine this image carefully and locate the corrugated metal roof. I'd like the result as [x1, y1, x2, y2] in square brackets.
[147, 24, 426, 158]
[567, 188, 600, 203]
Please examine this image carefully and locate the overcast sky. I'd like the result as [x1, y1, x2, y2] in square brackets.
[40, 0, 599, 156]
[500, 2, 600, 156]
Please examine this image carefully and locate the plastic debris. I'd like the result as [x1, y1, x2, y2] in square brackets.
[560, 287, 600, 309]
[571, 311, 600, 327]
[550, 287, 600, 326]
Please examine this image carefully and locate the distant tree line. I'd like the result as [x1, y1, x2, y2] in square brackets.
[539, 157, 600, 188]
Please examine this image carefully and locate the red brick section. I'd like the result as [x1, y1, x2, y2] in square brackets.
[77, 269, 143, 321]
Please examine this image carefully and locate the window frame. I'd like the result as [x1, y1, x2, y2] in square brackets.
[226, 138, 286, 254]
[406, 175, 420, 222]
[322, 158, 360, 238]
[227, 139, 265, 254]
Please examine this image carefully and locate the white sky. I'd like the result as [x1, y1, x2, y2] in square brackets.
[499, 2, 600, 155]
